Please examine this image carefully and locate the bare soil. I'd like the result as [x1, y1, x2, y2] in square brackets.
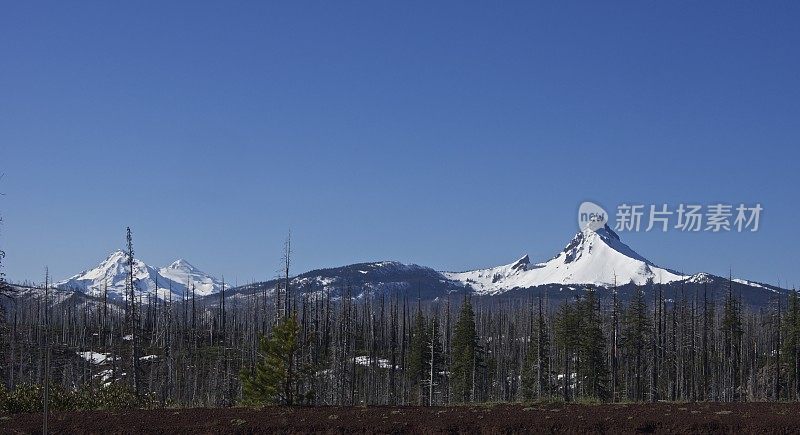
[2, 402, 799, 434]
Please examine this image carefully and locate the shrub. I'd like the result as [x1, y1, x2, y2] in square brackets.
[1, 383, 157, 414]
[3, 384, 44, 414]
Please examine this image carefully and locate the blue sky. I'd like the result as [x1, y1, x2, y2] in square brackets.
[1, 1, 799, 287]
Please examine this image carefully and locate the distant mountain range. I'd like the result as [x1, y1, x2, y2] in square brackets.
[55, 250, 226, 299]
[49, 225, 788, 306]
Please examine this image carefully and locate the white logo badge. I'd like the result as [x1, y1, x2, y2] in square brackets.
[578, 201, 608, 231]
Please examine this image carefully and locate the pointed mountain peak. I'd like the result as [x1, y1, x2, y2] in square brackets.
[590, 224, 620, 241]
[563, 223, 634, 263]
[97, 250, 134, 270]
[574, 224, 620, 243]
[167, 258, 197, 271]
[511, 254, 530, 271]
[105, 249, 128, 260]
[445, 224, 687, 294]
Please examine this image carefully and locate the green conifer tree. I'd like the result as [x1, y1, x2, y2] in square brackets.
[240, 315, 312, 405]
[579, 288, 610, 401]
[450, 296, 477, 403]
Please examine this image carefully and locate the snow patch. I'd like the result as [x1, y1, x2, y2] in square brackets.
[77, 351, 111, 365]
[354, 355, 391, 369]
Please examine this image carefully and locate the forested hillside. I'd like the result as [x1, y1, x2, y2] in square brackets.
[3, 275, 799, 407]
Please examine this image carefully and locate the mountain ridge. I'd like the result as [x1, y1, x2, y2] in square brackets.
[51, 226, 788, 306]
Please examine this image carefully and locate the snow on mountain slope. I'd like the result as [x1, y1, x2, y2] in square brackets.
[444, 225, 686, 295]
[50, 225, 781, 304]
[158, 259, 225, 297]
[56, 251, 224, 299]
[231, 260, 458, 302]
[56, 250, 162, 298]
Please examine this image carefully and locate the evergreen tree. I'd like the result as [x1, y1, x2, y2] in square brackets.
[521, 341, 539, 401]
[240, 315, 312, 405]
[579, 288, 610, 401]
[407, 306, 430, 404]
[450, 297, 477, 403]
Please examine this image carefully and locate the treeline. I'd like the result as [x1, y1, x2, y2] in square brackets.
[3, 276, 800, 407]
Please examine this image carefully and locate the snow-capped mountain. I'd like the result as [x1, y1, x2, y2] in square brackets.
[158, 259, 224, 297]
[227, 225, 785, 307]
[56, 250, 225, 299]
[46, 225, 787, 307]
[443, 225, 686, 295]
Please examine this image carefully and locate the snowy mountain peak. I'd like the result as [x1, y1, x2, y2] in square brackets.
[57, 252, 224, 300]
[591, 224, 621, 241]
[166, 259, 198, 271]
[98, 250, 131, 269]
[444, 226, 686, 295]
[561, 224, 649, 266]
[106, 249, 127, 259]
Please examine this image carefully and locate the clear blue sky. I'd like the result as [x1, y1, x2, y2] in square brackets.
[1, 1, 798, 287]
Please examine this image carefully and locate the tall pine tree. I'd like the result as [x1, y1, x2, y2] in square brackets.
[450, 296, 477, 403]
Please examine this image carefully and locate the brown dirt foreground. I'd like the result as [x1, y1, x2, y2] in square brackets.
[2, 402, 800, 434]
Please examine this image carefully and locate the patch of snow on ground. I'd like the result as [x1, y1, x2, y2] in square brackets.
[354, 355, 391, 369]
[77, 351, 111, 365]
